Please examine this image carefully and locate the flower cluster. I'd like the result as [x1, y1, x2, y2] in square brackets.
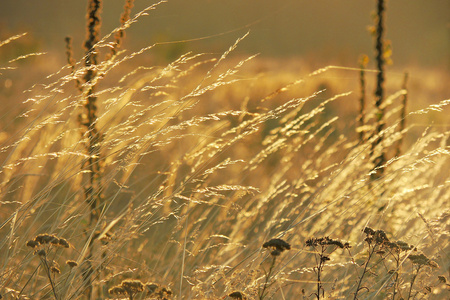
[305, 236, 350, 249]
[26, 233, 70, 249]
[109, 280, 173, 299]
[408, 253, 439, 268]
[262, 238, 291, 257]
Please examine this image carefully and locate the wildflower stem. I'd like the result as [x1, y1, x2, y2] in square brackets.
[40, 256, 59, 300]
[259, 256, 277, 300]
[407, 265, 421, 300]
[353, 244, 377, 300]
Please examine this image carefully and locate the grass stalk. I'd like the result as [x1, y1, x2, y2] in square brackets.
[395, 72, 408, 157]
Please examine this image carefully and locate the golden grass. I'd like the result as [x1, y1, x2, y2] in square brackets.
[0, 3, 449, 300]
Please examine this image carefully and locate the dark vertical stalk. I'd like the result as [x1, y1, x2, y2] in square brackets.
[83, 0, 103, 226]
[81, 1, 103, 298]
[371, 0, 387, 179]
[111, 0, 135, 56]
[64, 36, 82, 91]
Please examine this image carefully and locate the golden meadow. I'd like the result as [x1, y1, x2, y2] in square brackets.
[0, 1, 448, 299]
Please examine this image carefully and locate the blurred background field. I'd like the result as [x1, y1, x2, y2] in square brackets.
[1, 0, 449, 134]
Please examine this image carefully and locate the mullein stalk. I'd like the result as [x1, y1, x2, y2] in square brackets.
[81, 1, 103, 298]
[371, 0, 387, 180]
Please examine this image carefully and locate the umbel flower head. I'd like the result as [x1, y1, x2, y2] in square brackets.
[363, 227, 389, 245]
[305, 236, 350, 249]
[26, 233, 70, 249]
[229, 291, 247, 299]
[263, 238, 291, 251]
[109, 279, 144, 297]
[408, 253, 439, 268]
[263, 238, 291, 256]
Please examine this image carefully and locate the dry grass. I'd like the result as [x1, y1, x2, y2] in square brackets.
[0, 2, 449, 300]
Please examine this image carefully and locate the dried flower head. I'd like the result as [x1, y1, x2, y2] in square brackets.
[50, 238, 60, 246]
[363, 228, 389, 245]
[26, 240, 39, 249]
[109, 286, 126, 296]
[374, 230, 389, 244]
[263, 238, 291, 252]
[58, 238, 70, 248]
[363, 227, 375, 235]
[66, 260, 78, 268]
[395, 240, 413, 251]
[36, 249, 46, 257]
[229, 291, 247, 299]
[121, 279, 144, 294]
[305, 236, 349, 249]
[50, 266, 61, 274]
[34, 234, 59, 245]
[408, 253, 439, 268]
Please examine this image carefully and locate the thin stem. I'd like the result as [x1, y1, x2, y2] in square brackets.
[391, 255, 400, 300]
[353, 245, 377, 300]
[259, 256, 277, 300]
[407, 265, 421, 300]
[316, 257, 323, 300]
[40, 257, 59, 300]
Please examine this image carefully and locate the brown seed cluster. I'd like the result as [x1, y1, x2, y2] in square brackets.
[384, 240, 415, 253]
[229, 291, 247, 299]
[305, 236, 350, 249]
[363, 227, 389, 245]
[363, 227, 419, 256]
[147, 284, 172, 300]
[26, 234, 70, 249]
[109, 279, 144, 297]
[263, 238, 291, 257]
[263, 238, 291, 251]
[408, 253, 439, 268]
[109, 280, 173, 299]
[66, 260, 78, 268]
